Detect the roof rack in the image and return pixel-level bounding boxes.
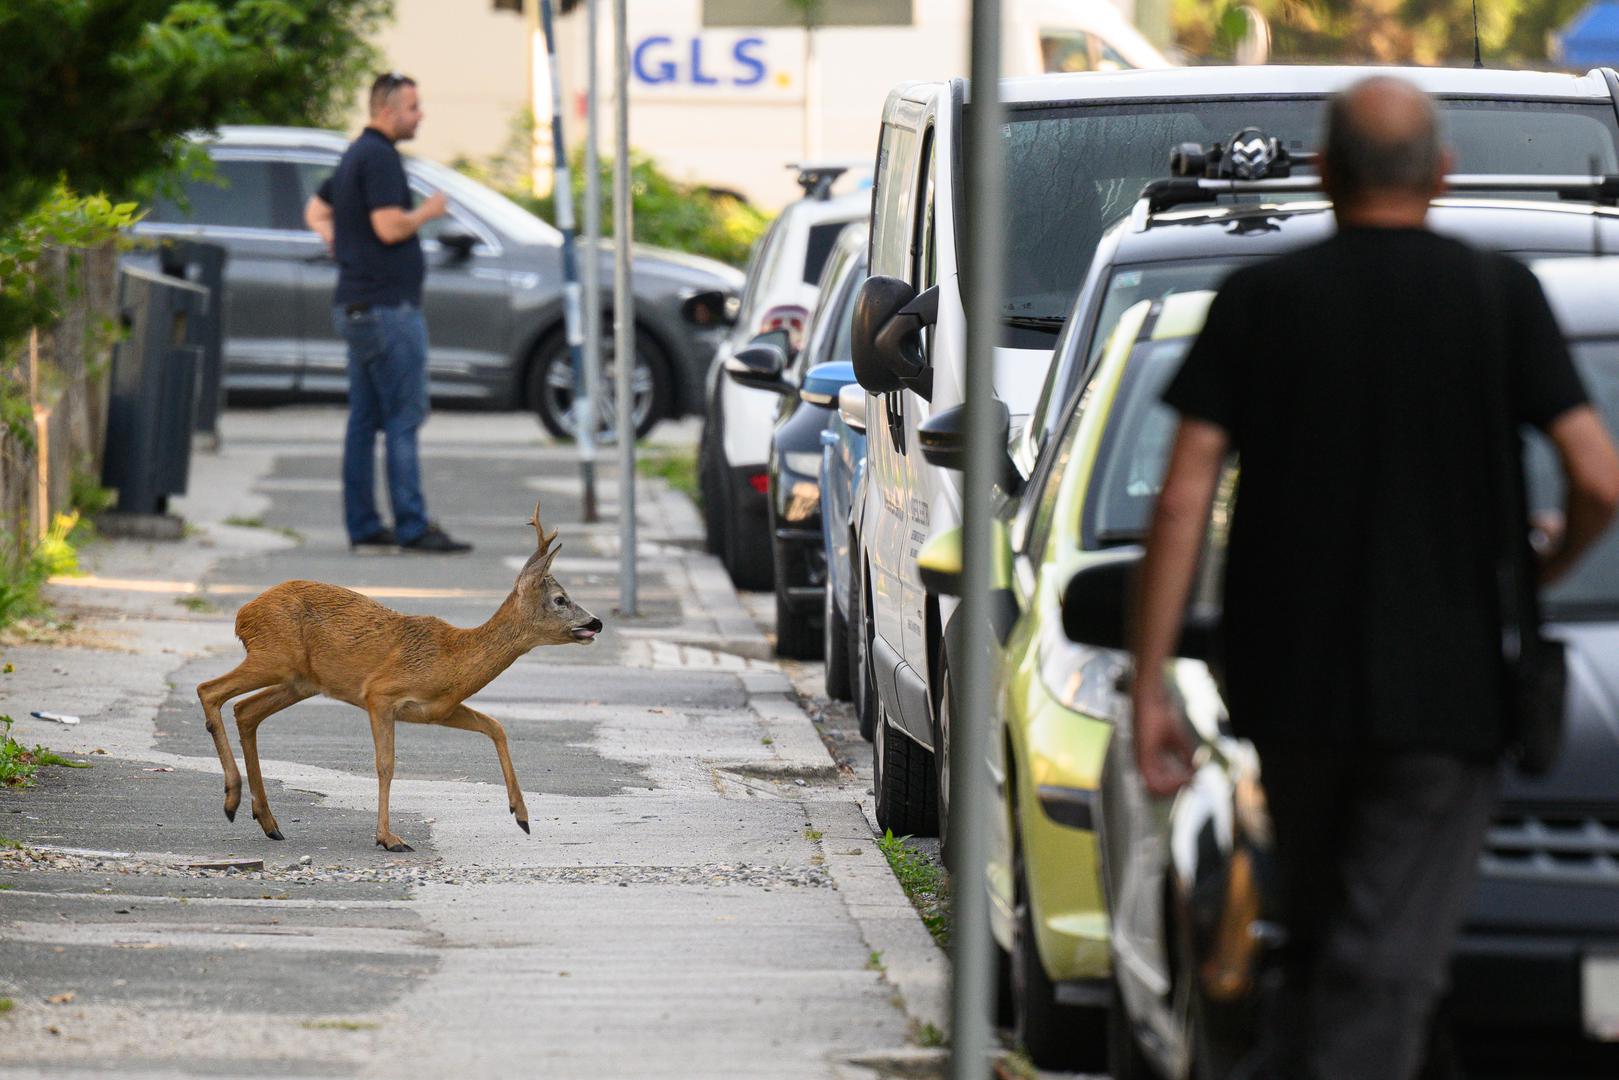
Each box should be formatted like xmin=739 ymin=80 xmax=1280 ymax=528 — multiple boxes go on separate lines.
xmin=787 ymin=160 xmax=866 ymax=200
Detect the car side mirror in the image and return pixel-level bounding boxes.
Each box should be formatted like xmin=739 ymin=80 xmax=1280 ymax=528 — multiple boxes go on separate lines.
xmin=682 ymin=289 xmax=738 ymax=328
xmin=837 ymin=383 xmax=867 ymax=434
xmin=800 ymin=360 xmax=856 ymax=407
xmin=1061 ymin=549 xmax=1221 ymax=661
xmin=916 ymin=400 xmax=1022 ymax=494
xmin=916 ymin=523 xmax=1018 ymax=643
xmin=438 ymin=231 xmax=478 ymax=260
xmin=724 ymin=329 xmax=795 ymax=395
xmin=851 ymin=276 xmax=938 ymax=399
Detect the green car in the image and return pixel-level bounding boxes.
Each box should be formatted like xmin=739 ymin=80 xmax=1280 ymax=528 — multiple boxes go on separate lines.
xmin=918 ymin=291 xmax=1214 ymax=1071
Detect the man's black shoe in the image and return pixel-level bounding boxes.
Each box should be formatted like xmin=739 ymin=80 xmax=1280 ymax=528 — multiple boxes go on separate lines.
xmin=350 ymin=527 xmax=397 ymax=553
xmin=400 ymin=524 xmax=472 ymax=554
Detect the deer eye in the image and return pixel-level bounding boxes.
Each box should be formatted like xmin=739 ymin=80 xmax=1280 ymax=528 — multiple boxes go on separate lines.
xmin=553 ymin=595 xmax=566 ymax=608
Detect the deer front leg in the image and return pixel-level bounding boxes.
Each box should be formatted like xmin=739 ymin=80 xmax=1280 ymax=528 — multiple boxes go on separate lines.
xmin=233 ymin=684 xmax=313 ymax=840
xmin=196 ymin=660 xmax=277 ymax=823
xmin=436 ymin=704 xmax=529 ymax=834
xmin=368 ymin=707 xmax=412 ymax=853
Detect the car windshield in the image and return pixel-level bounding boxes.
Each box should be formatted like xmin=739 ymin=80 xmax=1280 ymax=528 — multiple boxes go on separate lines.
xmin=1531 ymin=338 xmax=1619 ymax=620
xmin=407 ymin=155 xmax=561 ymax=246
xmin=991 ymin=97 xmax=1619 ymax=325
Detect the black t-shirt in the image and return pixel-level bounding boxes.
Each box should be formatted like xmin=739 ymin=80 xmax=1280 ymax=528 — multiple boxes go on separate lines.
xmin=319 ymin=127 xmax=424 ymax=308
xmin=1163 ymin=228 xmax=1588 ymax=759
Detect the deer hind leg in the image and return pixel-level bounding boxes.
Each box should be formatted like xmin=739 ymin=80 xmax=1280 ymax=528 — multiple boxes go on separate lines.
xmin=368 ymin=706 xmax=411 ymax=853
xmin=196 ymin=659 xmax=280 ymax=822
xmin=232 ymin=684 xmax=314 ymax=841
xmin=436 ymin=705 xmax=529 ymax=834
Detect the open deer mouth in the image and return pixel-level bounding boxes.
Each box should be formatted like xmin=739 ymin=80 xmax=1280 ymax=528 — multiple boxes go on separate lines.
xmin=571 ymin=618 xmax=603 ymax=643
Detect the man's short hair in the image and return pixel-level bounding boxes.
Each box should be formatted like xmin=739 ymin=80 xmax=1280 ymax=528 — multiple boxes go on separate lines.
xmin=1324 ymin=77 xmax=1443 ymax=204
xmin=369 ymin=71 xmax=416 ymax=114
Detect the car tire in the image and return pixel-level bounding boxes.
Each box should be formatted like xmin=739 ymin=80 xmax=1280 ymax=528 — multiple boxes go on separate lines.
xmin=823 ymin=572 xmax=852 ymax=700
xmin=721 ymin=470 xmax=773 ymax=591
xmin=874 ymin=709 xmax=939 ymax=838
xmin=1108 ymin=979 xmax=1156 ymax=1080
xmin=1012 ymin=847 xmax=1107 ymax=1072
xmin=699 ymin=404 xmax=726 ymax=556
xmin=773 ymin=527 xmax=822 ymax=660
xmin=528 ymin=328 xmax=670 ymax=442
xmin=854 ymin=570 xmax=878 ymax=742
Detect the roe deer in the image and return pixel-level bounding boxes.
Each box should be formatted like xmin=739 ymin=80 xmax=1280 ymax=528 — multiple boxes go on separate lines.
xmin=196 ymin=500 xmax=600 ymax=852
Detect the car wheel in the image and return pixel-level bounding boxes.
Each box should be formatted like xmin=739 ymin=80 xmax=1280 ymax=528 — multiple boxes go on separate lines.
xmin=1012 ymin=846 xmax=1107 ymax=1071
xmin=721 ymin=469 xmax=773 ymax=591
xmin=699 ymin=414 xmax=725 ymax=556
xmin=934 ymin=665 xmax=954 ymax=859
xmin=854 ymin=570 xmax=878 ymax=742
xmin=822 ymin=571 xmax=852 ymax=700
xmin=772 ymin=522 xmax=821 ymax=660
xmin=1108 ymin=979 xmax=1156 ymax=1080
xmin=874 ymin=707 xmax=939 ymax=838
xmin=528 ymin=328 xmax=670 ymax=442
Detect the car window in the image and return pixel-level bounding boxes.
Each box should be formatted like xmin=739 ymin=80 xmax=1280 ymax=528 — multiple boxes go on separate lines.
xmin=292 ymin=159 xmax=336 ymax=204
xmin=829 ymin=261 xmax=863 ymax=364
xmin=1531 ymin=337 xmax=1619 ymax=619
xmin=1022 ymin=378 xmax=1090 ymax=564
xmin=871 ymin=120 xmax=919 ymax=278
xmin=971 ymin=97 xmax=1619 ymax=344
xmin=1040 ymin=30 xmax=1099 ymax=73
xmin=738 ymin=212 xmax=791 ymax=333
xmin=1082 ymin=337 xmax=1190 ymax=546
xmin=146 ymin=158 xmax=283 ymax=230
xmin=804 ymin=222 xmax=845 ymax=285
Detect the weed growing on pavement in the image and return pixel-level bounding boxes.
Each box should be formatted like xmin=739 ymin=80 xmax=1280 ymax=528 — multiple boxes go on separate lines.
xmin=866 ymin=950 xmax=885 ymax=972
xmin=761 ymin=736 xmax=774 ymax=746
xmin=0 ymin=715 xmax=90 ymax=787
xmin=998 ymin=1050 xmax=1038 ymax=1079
xmin=0 ymin=997 xmax=12 ymax=1014
xmin=301 ymin=1019 xmax=379 ymax=1032
xmin=636 ymin=446 xmax=700 ymax=504
xmin=878 ymin=829 xmax=950 ymax=946
xmin=911 ymin=1020 xmax=946 ymax=1048
xmin=174 ymin=595 xmax=213 ymax=613
xmin=803 ymin=827 xmax=823 ymax=841
xmin=224 ymin=514 xmax=265 ymax=528
xmin=0 ymin=511 xmax=85 ymax=630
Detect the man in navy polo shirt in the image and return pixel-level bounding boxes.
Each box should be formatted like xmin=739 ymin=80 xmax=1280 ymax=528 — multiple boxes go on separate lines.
xmin=304 ymin=72 xmax=471 ymax=554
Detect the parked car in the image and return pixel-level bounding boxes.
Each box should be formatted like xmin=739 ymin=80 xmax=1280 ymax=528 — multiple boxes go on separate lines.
xmin=851 ymin=63 xmax=1619 ymax=850
xmin=130 ymin=126 xmax=743 ymax=439
xmin=724 ymin=223 xmax=868 ymax=658
xmin=914 ymin=155 xmax=1619 ymax=1071
xmin=698 ymin=174 xmax=867 ymax=590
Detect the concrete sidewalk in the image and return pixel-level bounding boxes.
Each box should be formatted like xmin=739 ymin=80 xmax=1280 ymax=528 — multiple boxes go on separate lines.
xmin=0 ymin=409 xmax=945 ymax=1079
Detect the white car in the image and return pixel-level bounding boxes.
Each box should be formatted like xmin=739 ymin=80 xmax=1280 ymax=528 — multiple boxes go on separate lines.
xmin=848 ymin=63 xmax=1619 ymax=839
xmin=699 ymin=178 xmax=867 ymax=589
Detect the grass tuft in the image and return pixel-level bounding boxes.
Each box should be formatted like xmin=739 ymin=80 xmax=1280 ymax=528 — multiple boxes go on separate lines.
xmin=877 ymin=829 xmax=950 ymax=946
xmin=636 ymin=445 xmax=700 ymax=504
xmin=301 ymin=1019 xmax=379 ymax=1031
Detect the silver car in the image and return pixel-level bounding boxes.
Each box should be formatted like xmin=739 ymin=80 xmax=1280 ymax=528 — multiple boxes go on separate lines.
xmin=133 ymin=126 xmax=744 ymax=439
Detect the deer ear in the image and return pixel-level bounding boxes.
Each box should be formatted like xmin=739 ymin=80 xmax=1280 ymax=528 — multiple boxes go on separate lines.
xmin=535 ymin=543 xmax=561 ymax=578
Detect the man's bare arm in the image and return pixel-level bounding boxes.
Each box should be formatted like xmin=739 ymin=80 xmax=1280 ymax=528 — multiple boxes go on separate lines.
xmin=1541 ymin=404 xmax=1619 ymax=584
xmin=1129 ymin=418 xmax=1229 ymax=796
xmin=370 ymin=191 xmax=447 ymax=245
xmin=304 ymin=195 xmax=334 ymax=248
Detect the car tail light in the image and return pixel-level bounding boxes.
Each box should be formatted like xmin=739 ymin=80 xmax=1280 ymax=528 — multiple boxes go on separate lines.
xmin=748 ymin=472 xmax=770 ymax=494
xmin=759 ymin=304 xmax=809 ymax=353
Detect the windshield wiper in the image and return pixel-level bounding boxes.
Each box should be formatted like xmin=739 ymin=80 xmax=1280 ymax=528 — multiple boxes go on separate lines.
xmin=1002 ymin=314 xmax=1065 ymax=333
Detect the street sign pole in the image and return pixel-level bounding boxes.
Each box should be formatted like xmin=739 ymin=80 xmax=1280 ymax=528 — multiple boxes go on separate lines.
xmin=536 ymin=0 xmax=596 ymax=520
xmin=952 ymin=0 xmax=1004 ymax=1076
xmin=581 ymin=0 xmax=603 ymax=523
xmin=613 ymin=0 xmax=637 ymax=614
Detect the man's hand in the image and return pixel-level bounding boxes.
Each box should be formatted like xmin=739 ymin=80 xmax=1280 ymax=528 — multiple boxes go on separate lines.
xmin=1132 ymin=682 xmax=1196 ymax=797
xmin=419 ymin=191 xmax=448 ymax=221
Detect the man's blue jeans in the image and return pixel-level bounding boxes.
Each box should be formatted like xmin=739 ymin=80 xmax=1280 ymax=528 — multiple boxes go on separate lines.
xmin=335 ymin=303 xmax=430 ymax=544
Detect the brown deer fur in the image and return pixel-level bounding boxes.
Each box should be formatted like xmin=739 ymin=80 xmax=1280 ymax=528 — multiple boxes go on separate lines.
xmin=196 ymin=500 xmax=601 ymax=852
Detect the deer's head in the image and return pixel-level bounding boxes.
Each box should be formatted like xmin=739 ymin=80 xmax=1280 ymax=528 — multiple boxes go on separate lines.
xmin=517 ymin=499 xmax=602 ymax=645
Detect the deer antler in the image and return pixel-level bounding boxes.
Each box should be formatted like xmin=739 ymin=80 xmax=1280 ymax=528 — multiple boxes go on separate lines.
xmin=527 ymin=498 xmax=559 ymax=557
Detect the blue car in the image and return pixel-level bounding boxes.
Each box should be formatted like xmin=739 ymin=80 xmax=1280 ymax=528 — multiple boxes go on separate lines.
xmin=811 ymin=358 xmax=865 ymax=709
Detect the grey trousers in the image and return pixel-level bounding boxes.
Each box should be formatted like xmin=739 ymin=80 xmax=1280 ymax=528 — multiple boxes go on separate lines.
xmin=1245 ymin=744 xmax=1497 ymax=1080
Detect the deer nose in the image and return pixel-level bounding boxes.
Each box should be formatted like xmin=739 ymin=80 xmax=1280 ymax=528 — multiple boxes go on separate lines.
xmin=585 ymin=617 xmax=603 ymax=633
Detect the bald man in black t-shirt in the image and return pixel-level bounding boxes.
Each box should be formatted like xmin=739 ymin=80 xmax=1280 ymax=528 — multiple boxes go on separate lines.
xmin=1134 ymin=77 xmax=1619 ymax=1078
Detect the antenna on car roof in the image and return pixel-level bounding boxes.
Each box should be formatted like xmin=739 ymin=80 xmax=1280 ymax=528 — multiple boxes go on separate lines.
xmin=1472 ymin=0 xmax=1484 ymax=68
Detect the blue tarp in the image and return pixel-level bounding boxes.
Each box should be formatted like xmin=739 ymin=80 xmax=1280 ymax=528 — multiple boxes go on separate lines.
xmin=1555 ymin=1 xmax=1619 ymax=68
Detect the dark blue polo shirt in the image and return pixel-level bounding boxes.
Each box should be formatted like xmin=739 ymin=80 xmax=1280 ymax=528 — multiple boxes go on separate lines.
xmin=319 ymin=127 xmax=424 ymax=308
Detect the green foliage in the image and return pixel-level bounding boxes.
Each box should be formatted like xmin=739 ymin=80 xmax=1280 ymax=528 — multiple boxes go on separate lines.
xmin=0 ymin=189 xmax=143 ymax=354
xmin=636 ymin=445 xmax=701 ymax=503
xmin=69 ymin=471 xmax=115 ymax=519
xmin=455 ymin=112 xmax=771 ymax=268
xmin=0 ymin=715 xmax=90 ymax=788
xmin=877 ymin=829 xmax=951 ymax=945
xmin=0 ymin=512 xmax=85 ymax=631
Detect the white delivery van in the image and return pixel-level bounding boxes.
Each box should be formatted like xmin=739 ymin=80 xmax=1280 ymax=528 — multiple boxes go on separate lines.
xmin=555 ymin=0 xmax=1168 ymax=210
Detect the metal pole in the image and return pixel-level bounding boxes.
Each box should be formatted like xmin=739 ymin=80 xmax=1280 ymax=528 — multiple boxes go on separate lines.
xmin=952 ymin=0 xmax=1003 ymax=1076
xmin=581 ymin=0 xmax=603 ymax=522
xmin=536 ymin=0 xmax=597 ymax=520
xmin=613 ymin=0 xmax=637 ymax=614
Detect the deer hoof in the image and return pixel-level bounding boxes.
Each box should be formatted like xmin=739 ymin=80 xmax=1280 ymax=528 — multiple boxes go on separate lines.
xmin=516 ymin=818 xmax=530 ymax=834
xmin=266 ymin=829 xmax=285 ymax=841
xmin=224 ymin=806 xmax=237 ymax=822
xmin=377 ymin=840 xmax=415 ymax=853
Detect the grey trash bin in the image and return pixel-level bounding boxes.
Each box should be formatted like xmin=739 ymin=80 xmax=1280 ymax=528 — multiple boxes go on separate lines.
xmin=102 ymin=264 xmax=212 ymax=517
xmin=157 ymin=240 xmax=228 ymax=441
